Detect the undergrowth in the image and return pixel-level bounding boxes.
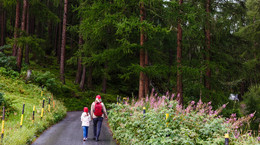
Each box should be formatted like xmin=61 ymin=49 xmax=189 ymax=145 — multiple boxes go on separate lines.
xmin=0 ymin=74 xmax=66 ymax=145
xmin=108 ymin=92 xmax=260 ymax=145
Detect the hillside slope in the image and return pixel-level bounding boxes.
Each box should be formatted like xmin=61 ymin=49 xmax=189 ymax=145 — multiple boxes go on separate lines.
xmin=0 ymin=74 xmax=66 ymax=144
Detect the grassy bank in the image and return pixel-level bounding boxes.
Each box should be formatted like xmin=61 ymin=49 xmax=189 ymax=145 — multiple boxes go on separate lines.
xmin=0 ymin=74 xmax=66 ymax=144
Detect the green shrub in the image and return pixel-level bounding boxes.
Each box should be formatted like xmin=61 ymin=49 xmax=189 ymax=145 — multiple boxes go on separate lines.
xmin=0 ymin=92 xmax=15 ymax=116
xmin=108 ymin=94 xmax=259 ymax=145
xmin=29 ymin=71 xmax=60 ymax=93
xmin=243 ymin=85 xmax=260 ymax=131
xmin=61 ymin=91 xmax=117 ymax=111
xmin=0 ymin=52 xmax=17 ymax=70
xmin=0 ymin=67 xmax=19 ymax=79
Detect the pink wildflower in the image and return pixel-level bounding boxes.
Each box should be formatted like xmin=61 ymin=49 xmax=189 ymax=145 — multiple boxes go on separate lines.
xmin=162 ymin=96 xmax=166 ymax=100
xmin=177 ymin=93 xmax=180 ymax=99
xmin=191 ymin=101 xmax=195 ymax=105
xmin=222 ymin=104 xmax=226 ymax=108
xmin=234 ymin=133 xmax=240 ymax=139
xmin=170 ymin=94 xmax=175 ymax=100
xmin=231 ymin=113 xmax=236 ymax=118
xmin=145 ymin=96 xmax=149 ymax=102
xmin=208 ymin=101 xmax=211 ymax=105
xmin=250 ymin=113 xmax=254 ymax=118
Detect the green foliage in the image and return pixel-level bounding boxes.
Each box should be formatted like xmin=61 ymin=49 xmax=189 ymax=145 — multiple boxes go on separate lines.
xmin=0 ymin=75 xmax=66 ymax=144
xmin=7 ymin=35 xmax=45 ymax=61
xmin=243 ymin=85 xmax=260 ymax=131
xmin=108 ymin=95 xmax=259 ymax=145
xmin=0 ymin=52 xmax=17 ymax=70
xmin=62 ymin=90 xmax=117 ymax=111
xmin=0 ymin=92 xmax=15 ymax=117
xmin=0 ymin=44 xmax=11 ymax=51
xmin=0 ymin=67 xmax=19 ymax=79
xmin=29 ymin=71 xmax=60 ymax=93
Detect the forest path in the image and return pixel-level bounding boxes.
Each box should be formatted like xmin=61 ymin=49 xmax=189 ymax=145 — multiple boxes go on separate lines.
xmin=32 ymin=111 xmax=117 ymax=145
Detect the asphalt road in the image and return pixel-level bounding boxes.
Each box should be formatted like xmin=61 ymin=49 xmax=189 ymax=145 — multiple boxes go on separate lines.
xmin=32 ymin=111 xmax=117 ymax=145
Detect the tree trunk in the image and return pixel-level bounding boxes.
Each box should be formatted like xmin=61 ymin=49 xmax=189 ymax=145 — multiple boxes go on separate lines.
xmin=60 ymin=0 xmax=68 ymax=84
xmin=54 ymin=22 xmax=58 ymax=56
xmin=12 ymin=0 xmax=20 ymax=56
xmin=75 ymin=35 xmax=83 ymax=84
xmin=47 ymin=0 xmax=52 ymax=55
xmin=80 ymin=65 xmax=86 ymax=91
xmin=139 ymin=2 xmax=145 ymax=99
xmin=17 ymin=0 xmax=27 ymax=72
xmin=102 ymin=63 xmax=108 ymax=94
xmin=47 ymin=21 xmax=52 ymax=55
xmin=57 ymin=0 xmax=63 ymax=63
xmin=87 ymin=65 xmax=93 ymax=90
xmin=30 ymin=16 xmax=35 ymax=35
xmin=239 ymin=82 xmax=245 ymax=101
xmin=177 ymin=0 xmax=183 ymax=105
xmin=205 ymin=0 xmax=211 ymax=92
xmin=0 ymin=4 xmax=6 ymax=47
xmin=25 ymin=3 xmax=30 ymax=64
xmin=168 ymin=43 xmax=173 ymax=80
xmin=144 ymin=49 xmax=149 ymax=97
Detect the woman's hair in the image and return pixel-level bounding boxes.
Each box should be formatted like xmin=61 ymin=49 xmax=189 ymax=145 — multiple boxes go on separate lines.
xmin=95 ymin=97 xmax=102 ymax=103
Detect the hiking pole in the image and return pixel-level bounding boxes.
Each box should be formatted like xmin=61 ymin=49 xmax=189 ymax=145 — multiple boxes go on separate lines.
xmin=41 ymin=98 xmax=45 ymax=120
xmin=32 ymin=105 xmax=35 ymax=123
xmin=117 ymin=95 xmax=119 ymax=105
xmin=48 ymin=97 xmax=51 ymax=112
xmin=20 ymin=104 xmax=25 ymax=128
xmin=1 ymin=106 xmax=5 ymax=142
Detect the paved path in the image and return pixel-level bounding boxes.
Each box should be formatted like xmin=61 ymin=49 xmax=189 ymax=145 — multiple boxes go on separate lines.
xmin=32 ymin=111 xmax=117 ymax=145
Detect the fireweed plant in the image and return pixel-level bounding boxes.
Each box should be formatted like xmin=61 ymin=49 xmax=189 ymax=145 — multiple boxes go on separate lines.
xmin=108 ymin=92 xmax=260 ymax=145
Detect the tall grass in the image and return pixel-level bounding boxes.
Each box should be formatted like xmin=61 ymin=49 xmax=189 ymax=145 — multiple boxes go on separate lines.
xmin=0 ymin=75 xmax=66 ymax=145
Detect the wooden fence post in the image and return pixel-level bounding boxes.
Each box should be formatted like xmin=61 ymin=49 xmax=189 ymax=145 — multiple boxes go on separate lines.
xmin=225 ymin=133 xmax=229 ymax=145
xmin=143 ymin=107 xmax=146 ymax=118
xmin=20 ymin=104 xmax=25 ymax=128
xmin=1 ymin=106 xmax=5 ymax=141
xmin=41 ymin=98 xmax=45 ymax=120
xmin=48 ymin=97 xmax=51 ymax=112
xmin=32 ymin=105 xmax=35 ymax=123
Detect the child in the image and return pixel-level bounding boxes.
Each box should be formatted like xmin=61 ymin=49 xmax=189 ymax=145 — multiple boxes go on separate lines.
xmin=81 ymin=107 xmax=91 ymax=141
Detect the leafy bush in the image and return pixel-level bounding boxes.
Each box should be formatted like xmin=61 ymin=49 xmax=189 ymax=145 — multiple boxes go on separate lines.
xmin=243 ymin=85 xmax=260 ymax=131
xmin=0 ymin=92 xmax=15 ymax=116
xmin=29 ymin=71 xmax=60 ymax=93
xmin=0 ymin=67 xmax=19 ymax=79
xmin=62 ymin=91 xmax=117 ymax=111
xmin=0 ymin=52 xmax=17 ymax=70
xmin=108 ymin=93 xmax=259 ymax=145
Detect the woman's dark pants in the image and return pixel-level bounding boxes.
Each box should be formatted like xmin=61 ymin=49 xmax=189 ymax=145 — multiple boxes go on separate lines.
xmin=93 ymin=117 xmax=103 ymax=141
